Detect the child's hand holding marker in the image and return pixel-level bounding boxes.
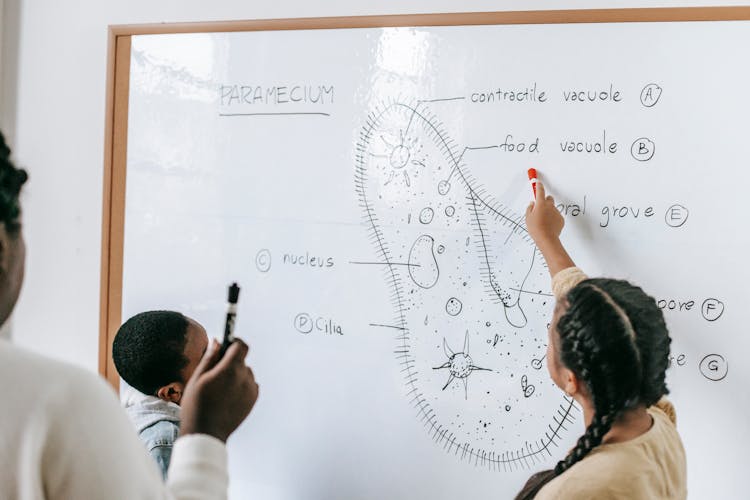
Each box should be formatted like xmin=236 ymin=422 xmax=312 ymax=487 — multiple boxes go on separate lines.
xmin=525 ymin=176 xmax=564 ymax=244
xmin=180 ymin=282 xmax=259 ymax=443
xmin=180 ymin=338 xmax=259 ymax=443
xmin=524 ymin=171 xmax=575 ymax=277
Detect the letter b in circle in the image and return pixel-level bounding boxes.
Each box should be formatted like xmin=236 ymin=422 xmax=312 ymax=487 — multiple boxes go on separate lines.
xmin=631 ymin=138 xmax=655 ymax=161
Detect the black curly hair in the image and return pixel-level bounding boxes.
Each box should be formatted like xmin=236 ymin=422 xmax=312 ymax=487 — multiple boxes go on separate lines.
xmin=0 ymin=131 xmax=29 ymax=234
xmin=515 ymin=278 xmax=671 ymax=499
xmin=112 ymin=310 xmax=191 ymax=396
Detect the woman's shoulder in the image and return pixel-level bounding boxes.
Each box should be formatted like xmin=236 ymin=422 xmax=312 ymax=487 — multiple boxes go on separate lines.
xmin=0 ymin=341 xmax=120 ymax=417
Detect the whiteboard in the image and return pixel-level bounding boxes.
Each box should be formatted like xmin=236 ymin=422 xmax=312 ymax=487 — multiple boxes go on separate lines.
xmin=121 ymin=19 xmax=750 ymax=500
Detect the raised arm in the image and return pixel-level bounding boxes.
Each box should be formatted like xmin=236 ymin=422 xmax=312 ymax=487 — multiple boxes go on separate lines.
xmin=525 ymin=180 xmax=576 ymax=277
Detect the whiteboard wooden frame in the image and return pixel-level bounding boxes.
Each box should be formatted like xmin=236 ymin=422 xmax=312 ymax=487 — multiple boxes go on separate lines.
xmin=100 ymin=6 xmax=750 ymax=387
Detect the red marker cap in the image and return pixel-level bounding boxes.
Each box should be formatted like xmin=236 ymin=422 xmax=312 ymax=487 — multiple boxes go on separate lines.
xmin=527 ymin=168 xmax=538 ymax=198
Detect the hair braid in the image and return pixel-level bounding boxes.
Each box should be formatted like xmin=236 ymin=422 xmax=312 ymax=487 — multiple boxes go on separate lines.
xmin=515 ymin=278 xmax=664 ymax=500
xmin=552 ymin=301 xmax=625 ymax=475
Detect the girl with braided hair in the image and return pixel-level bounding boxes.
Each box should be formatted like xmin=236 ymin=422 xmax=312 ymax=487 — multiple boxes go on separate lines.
xmin=515 ymin=180 xmax=686 ymax=500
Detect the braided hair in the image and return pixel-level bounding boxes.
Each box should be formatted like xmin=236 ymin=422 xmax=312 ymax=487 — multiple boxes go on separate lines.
xmin=0 ymin=131 xmax=28 ymax=234
xmin=515 ymin=278 xmax=671 ymax=499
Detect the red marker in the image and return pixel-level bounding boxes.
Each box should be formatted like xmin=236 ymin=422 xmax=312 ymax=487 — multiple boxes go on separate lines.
xmin=527 ymin=168 xmax=538 ymax=199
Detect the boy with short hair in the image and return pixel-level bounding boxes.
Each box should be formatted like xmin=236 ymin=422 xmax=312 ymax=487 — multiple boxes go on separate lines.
xmin=113 ymin=310 xmax=209 ymax=478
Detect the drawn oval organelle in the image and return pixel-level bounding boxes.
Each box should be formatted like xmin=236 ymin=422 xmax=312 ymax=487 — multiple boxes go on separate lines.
xmin=419 ymin=207 xmax=435 ymax=224
xmin=408 ymin=234 xmax=439 ymax=289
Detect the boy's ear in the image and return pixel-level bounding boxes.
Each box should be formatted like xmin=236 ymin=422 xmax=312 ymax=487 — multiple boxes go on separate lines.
xmin=156 ymin=382 xmax=186 ymax=404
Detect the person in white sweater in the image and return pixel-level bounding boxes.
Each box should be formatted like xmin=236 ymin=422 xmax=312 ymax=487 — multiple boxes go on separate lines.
xmin=0 ymin=130 xmax=259 ymax=500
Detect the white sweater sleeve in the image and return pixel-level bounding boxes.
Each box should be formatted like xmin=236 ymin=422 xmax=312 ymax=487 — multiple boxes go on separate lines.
xmin=167 ymin=435 xmax=228 ymax=498
xmin=41 ymin=367 xmax=228 ymax=500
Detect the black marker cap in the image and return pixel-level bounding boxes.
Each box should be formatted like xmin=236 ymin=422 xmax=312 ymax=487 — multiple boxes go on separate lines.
xmin=228 ymin=282 xmax=240 ymax=304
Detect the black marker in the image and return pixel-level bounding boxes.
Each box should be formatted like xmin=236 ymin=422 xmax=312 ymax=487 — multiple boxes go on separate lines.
xmin=220 ymin=283 xmax=241 ymax=357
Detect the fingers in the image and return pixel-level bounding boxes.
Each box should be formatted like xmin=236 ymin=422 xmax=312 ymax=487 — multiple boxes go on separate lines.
xmin=526 ymin=202 xmax=534 ymax=218
xmin=188 ymin=339 xmax=221 ymax=384
xmin=207 ymin=338 xmax=250 ymax=377
xmin=536 ymin=181 xmax=556 ymax=204
xmin=536 ymin=181 xmax=546 ymax=201
xmin=228 ymin=338 xmax=250 ymax=361
xmin=246 ymin=366 xmax=259 ymax=396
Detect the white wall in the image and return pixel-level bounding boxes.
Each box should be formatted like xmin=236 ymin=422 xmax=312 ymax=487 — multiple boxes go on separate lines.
xmin=1 ymin=0 xmax=747 ymax=372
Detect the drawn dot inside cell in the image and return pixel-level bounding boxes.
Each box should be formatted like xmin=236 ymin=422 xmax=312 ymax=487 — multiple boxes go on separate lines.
xmin=419 ymin=207 xmax=434 ymax=224
xmin=445 ymin=297 xmax=463 ymax=316
xmin=445 ymin=205 xmax=456 ymax=217
xmin=493 ymin=283 xmax=513 ymax=307
xmin=505 ymin=405 xmax=511 ymax=411
xmin=437 ymin=245 xmax=445 ymax=254
xmin=438 ymin=180 xmax=451 ymax=195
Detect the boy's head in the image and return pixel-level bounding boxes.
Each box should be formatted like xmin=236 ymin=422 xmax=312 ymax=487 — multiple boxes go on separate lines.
xmin=113 ymin=311 xmax=209 ymax=404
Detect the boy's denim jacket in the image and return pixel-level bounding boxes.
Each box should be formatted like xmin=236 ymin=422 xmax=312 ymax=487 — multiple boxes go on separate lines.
xmin=122 ymin=385 xmax=181 ymax=479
